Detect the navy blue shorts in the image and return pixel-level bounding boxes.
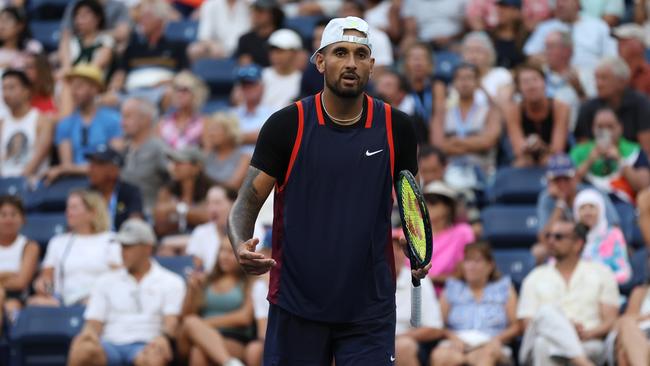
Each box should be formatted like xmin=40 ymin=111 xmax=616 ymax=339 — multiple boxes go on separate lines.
xmin=263 ymin=304 xmax=396 ymax=366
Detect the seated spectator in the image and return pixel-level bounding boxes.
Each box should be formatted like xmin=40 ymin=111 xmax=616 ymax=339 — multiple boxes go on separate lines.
xmin=506 ymin=63 xmax=569 ymax=167
xmin=0 ymin=196 xmax=39 ymax=319
xmin=260 ymin=29 xmax=302 ymax=112
xmin=517 ymin=220 xmax=619 ymax=366
xmin=178 ymin=242 xmax=250 ymax=366
xmin=535 ymin=154 xmax=620 ymax=262
xmin=613 ymin=24 xmax=650 ymax=97
xmin=188 ymin=0 xmax=251 ymax=61
xmin=572 ymin=188 xmax=631 ymax=284
xmin=23 ymin=53 xmax=57 ymax=117
xmin=106 ymin=0 xmax=187 ymax=105
xmin=154 ymin=147 xmax=213 ymax=237
xmin=432 ymin=63 xmax=501 ymax=182
xmin=59 ymin=0 xmax=114 ymax=75
xmin=120 ymin=97 xmax=170 ymax=217
xmin=460 ymin=31 xmax=514 ymax=108
xmin=85 ymin=144 xmax=143 ymax=230
xmin=392 ymin=229 xmax=444 ymax=365
xmin=580 ymin=0 xmax=624 ymax=27
xmin=31 ymin=190 xmax=121 ymax=306
xmin=60 ymin=0 xmax=130 ymax=51
xmin=571 ymin=107 xmax=650 ymax=204
xmin=523 ymin=0 xmax=617 ymax=73
xmin=234 ymin=0 xmax=284 ymax=67
xmin=431 ymin=242 xmax=520 ymax=366
xmin=419 ymin=145 xmax=447 ymax=187
xmin=46 ymin=64 xmax=122 ymax=183
xmin=615 ymin=283 xmax=650 ymax=365
xmin=0 ymin=69 xmax=53 ymax=179
xmin=489 ymin=0 xmax=526 ymax=69
xmin=244 ymin=244 xmax=270 ymax=366
xmin=0 ymin=7 xmax=43 ymax=70
xmin=636 ymin=0 xmax=650 ymax=45
xmin=232 ymin=64 xmax=273 ymax=155
xmin=423 ymin=181 xmax=475 ymax=292
xmin=374 ymin=69 xmax=429 ymax=144
xmin=186 ymin=186 xmax=233 ymax=272
xmin=402 ymin=42 xmax=445 ymax=127
xmin=638 ymin=189 xmax=650 ymax=250
xmin=542 ymin=30 xmax=587 ymax=131
xmin=466 ymin=0 xmax=551 ymax=32
xmin=203 ymin=113 xmax=249 ymax=190
xmin=338 ymin=0 xmax=393 ymax=69
xmin=159 ymin=71 xmax=208 ymax=150
xmin=400 ymin=0 xmax=466 ymax=50
xmin=67 ymin=218 xmax=185 ymax=366
xmin=574 ymin=57 xmax=650 ymax=155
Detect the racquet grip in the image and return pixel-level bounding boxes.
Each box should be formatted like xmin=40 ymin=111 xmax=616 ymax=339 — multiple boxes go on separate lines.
xmin=410 ymin=283 xmax=422 ymax=328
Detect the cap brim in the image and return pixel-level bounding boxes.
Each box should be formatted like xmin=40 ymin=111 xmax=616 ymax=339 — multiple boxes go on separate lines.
xmin=546 ymin=170 xmax=575 ymax=179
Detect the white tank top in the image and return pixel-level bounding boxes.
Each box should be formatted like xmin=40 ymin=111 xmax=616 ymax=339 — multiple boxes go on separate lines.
xmin=0 ymin=234 xmax=28 ymax=272
xmin=0 ymin=108 xmax=46 ymax=177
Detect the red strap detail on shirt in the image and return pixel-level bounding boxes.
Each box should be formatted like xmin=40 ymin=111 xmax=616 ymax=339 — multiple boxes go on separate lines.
xmin=314 ymin=92 xmax=325 ymax=125
xmin=279 ymin=101 xmax=305 ymax=191
xmin=385 ymin=103 xmax=394 ymax=178
xmin=365 ymin=94 xmax=374 ymax=128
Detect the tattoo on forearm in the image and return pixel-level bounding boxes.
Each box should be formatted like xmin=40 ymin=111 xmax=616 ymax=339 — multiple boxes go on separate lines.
xmin=227 ymin=167 xmax=266 ymax=253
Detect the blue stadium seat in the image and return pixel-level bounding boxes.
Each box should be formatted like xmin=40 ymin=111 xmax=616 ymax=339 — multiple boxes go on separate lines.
xmin=25 ymin=177 xmax=88 ymax=212
xmin=434 ymin=51 xmax=461 ymax=84
xmin=155 ymin=255 xmax=194 ymax=279
xmin=202 ymin=98 xmax=231 ymax=114
xmin=488 ymin=167 xmax=546 ymax=204
xmin=493 ymin=248 xmax=535 ymax=291
xmin=621 ymin=248 xmax=647 ymax=296
xmin=164 ymin=20 xmax=198 ymax=43
xmin=0 ymin=177 xmax=28 ymax=197
xmin=481 ymin=205 xmax=539 ymax=248
xmin=29 ymin=21 xmax=62 ymax=52
xmin=614 ymin=202 xmax=639 ymax=247
xmin=283 ymin=15 xmax=322 ymax=43
xmin=27 ymin=0 xmax=70 ymax=20
xmin=191 ymin=58 xmax=237 ymax=99
xmin=9 ymin=305 xmax=85 ymax=366
xmin=21 ymin=213 xmax=67 ymax=251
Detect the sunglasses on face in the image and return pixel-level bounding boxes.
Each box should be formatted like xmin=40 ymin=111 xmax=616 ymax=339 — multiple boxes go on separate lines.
xmin=174 ymin=86 xmax=191 ymax=93
xmin=545 ymin=232 xmax=573 ymax=241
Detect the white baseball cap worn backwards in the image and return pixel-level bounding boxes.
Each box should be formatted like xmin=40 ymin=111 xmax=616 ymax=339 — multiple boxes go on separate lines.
xmin=310 ymin=16 xmax=373 ymax=64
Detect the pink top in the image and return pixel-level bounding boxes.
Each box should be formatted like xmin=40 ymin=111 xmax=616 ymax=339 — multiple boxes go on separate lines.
xmin=428 ymin=223 xmax=475 ymax=278
xmin=159 ymin=113 xmax=204 ymax=150
xmin=465 ymin=0 xmax=551 ymax=29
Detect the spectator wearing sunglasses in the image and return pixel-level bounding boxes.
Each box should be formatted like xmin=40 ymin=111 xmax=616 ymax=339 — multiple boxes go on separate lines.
xmin=46 ymin=64 xmax=122 ymax=184
xmin=518 ymin=220 xmax=619 ymax=366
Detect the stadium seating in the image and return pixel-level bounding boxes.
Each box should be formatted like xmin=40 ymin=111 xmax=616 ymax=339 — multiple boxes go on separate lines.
xmin=21 ymin=212 xmax=67 ymax=252
xmin=0 ymin=177 xmax=28 ymax=197
xmin=488 ymin=167 xmax=546 ymax=205
xmin=614 ymin=202 xmax=641 ymax=248
xmin=27 ymin=0 xmax=69 ymax=20
xmin=9 ymin=305 xmax=85 ymax=366
xmin=493 ymin=248 xmax=535 ymax=291
xmin=29 ymin=21 xmax=62 ymax=52
xmin=164 ymin=20 xmax=199 ymax=44
xmin=191 ymin=58 xmax=238 ymax=99
xmin=481 ymin=205 xmax=539 ymax=248
xmin=155 ymin=255 xmax=194 ymax=279
xmin=621 ymin=248 xmax=648 ymax=296
xmin=202 ymin=98 xmax=231 ymax=114
xmin=283 ymin=15 xmax=322 ymax=43
xmin=25 ymin=177 xmax=88 ymax=213
xmin=433 ymin=50 xmax=461 ymax=84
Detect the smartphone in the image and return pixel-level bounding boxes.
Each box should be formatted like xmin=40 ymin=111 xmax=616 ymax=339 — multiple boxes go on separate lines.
xmin=596 ymin=128 xmax=612 ymax=149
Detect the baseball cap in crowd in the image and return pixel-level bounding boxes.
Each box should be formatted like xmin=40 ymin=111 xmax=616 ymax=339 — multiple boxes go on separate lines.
xmin=166 ymin=146 xmax=205 ymax=165
xmin=613 ymin=24 xmax=648 ymax=46
xmin=310 ymin=16 xmax=372 ymax=64
xmin=546 ymin=154 xmax=575 ymax=179
xmin=84 ymin=144 xmax=123 ymax=166
xmin=268 ymin=29 xmax=303 ymax=50
xmin=496 ymin=0 xmax=521 ymax=8
xmin=236 ymin=64 xmax=262 ymax=83
xmin=114 ymin=218 xmax=156 ymax=246
xmin=65 ymin=63 xmax=104 ymax=90
xmin=422 ymin=181 xmax=457 ymax=201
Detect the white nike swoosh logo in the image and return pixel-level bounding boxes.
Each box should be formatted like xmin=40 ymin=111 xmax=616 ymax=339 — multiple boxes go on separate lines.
xmin=390 ymin=355 xmax=396 ymax=362
xmin=365 ymin=149 xmax=383 ymax=156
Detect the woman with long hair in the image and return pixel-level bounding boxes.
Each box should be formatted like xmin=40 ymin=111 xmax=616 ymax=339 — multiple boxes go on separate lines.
xmin=0 ymin=7 xmax=42 ymax=69
xmin=178 ymin=240 xmax=251 ymax=366
xmin=23 ymin=52 xmax=56 ymax=115
xmin=202 ymin=113 xmax=250 ymax=191
xmin=30 ymin=190 xmax=121 ymax=306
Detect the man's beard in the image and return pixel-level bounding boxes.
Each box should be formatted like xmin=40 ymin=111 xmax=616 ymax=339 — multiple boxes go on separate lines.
xmin=325 ymin=73 xmax=367 ymax=98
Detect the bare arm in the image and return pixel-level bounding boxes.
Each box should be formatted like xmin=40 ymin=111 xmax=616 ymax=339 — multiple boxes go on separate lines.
xmin=81 ymin=319 xmax=104 ymax=337
xmin=92 ymin=47 xmax=113 ymax=71
xmin=635 ymin=0 xmax=647 ymax=24
xmin=58 ymin=30 xmax=73 ymax=71
xmin=458 ymin=107 xmax=502 ymax=152
xmin=637 ymin=130 xmax=650 ymax=158
xmin=583 ymin=303 xmax=618 ymax=340
xmin=550 ymin=100 xmax=569 ymax=154
xmin=620 ymin=165 xmax=650 ymax=192
xmin=505 ymin=103 xmax=526 ymax=158
xmin=623 ymin=285 xmax=647 ymax=317
xmin=222 ymin=154 xmax=251 ymax=191
xmin=0 ymin=242 xmax=39 ymax=292
xmin=22 ymin=115 xmax=54 ymax=177
xmin=494 ymin=286 xmax=522 ymax=344
xmin=162 ymin=315 xmax=180 ymax=337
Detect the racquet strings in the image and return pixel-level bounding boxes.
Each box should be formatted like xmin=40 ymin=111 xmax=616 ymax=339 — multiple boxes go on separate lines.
xmin=399 ymin=177 xmax=427 ymax=264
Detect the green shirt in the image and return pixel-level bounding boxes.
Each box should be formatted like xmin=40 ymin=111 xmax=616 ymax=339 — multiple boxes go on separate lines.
xmin=570 ymin=138 xmax=640 ymax=177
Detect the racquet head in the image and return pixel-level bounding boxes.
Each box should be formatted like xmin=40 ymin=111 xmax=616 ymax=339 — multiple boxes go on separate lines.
xmin=396 ymin=170 xmax=433 ymax=272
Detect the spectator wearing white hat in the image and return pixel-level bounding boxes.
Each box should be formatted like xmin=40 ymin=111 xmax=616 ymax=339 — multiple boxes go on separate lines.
xmin=613 ymin=23 xmax=650 ymax=97
xmin=67 ymin=218 xmax=186 ymax=366
xmin=260 ymin=29 xmax=304 ymax=112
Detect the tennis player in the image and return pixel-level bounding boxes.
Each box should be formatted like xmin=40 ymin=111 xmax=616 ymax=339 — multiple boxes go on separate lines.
xmin=227 ymin=16 xmax=430 ymax=365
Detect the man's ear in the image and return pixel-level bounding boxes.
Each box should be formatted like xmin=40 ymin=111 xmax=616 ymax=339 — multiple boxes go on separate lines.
xmin=315 ymin=52 xmax=326 ymax=74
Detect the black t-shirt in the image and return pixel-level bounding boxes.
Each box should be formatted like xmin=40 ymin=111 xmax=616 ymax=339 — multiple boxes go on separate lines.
xmin=234 ymin=31 xmax=271 ymax=67
xmin=251 ymin=96 xmax=419 ymax=186
xmin=118 ymin=33 xmax=188 ymax=73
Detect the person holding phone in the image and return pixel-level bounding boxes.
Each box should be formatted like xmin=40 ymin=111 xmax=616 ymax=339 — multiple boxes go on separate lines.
xmin=570 ymin=106 xmax=650 ymax=204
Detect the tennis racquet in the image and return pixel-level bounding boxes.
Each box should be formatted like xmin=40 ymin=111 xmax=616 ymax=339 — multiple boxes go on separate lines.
xmin=396 ymin=170 xmax=433 ymax=328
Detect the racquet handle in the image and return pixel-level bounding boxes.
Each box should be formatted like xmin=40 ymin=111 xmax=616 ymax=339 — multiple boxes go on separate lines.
xmin=410 ymin=282 xmax=422 ymax=328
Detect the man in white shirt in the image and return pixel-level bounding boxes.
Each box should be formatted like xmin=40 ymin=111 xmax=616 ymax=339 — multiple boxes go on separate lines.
xmin=517 ymin=220 xmax=619 ymax=366
xmin=260 ymin=29 xmax=303 ymax=111
xmin=393 ymin=229 xmax=444 ymax=366
xmin=67 ymin=218 xmax=186 ymax=366
xmin=232 ymin=64 xmax=274 ymax=155
xmin=189 ymin=0 xmax=251 ymax=60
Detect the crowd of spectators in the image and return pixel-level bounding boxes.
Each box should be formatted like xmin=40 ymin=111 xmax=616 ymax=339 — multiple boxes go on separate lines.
xmin=0 ymin=0 xmax=649 ymax=364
